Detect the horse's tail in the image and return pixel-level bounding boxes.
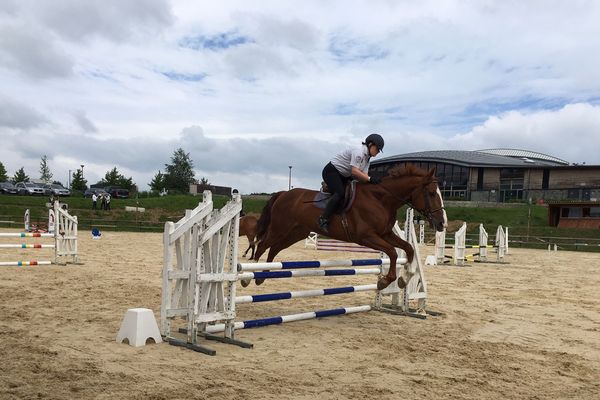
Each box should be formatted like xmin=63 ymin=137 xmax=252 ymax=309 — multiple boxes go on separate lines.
xmin=255 ymin=191 xmax=284 ymax=242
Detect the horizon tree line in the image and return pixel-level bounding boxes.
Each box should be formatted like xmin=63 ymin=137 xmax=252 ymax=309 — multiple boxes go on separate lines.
xmin=0 ymin=148 xmax=209 ymax=194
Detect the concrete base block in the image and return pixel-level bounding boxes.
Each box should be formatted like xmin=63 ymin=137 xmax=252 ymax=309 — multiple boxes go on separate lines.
xmin=116 ymin=308 xmax=162 ymax=347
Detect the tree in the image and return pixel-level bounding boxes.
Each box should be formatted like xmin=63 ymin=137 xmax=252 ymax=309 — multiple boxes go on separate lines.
xmin=39 ymin=155 xmax=53 ymax=183
xmin=0 ymin=162 xmax=8 ymax=182
xmin=101 ymin=167 xmax=134 ymax=190
xmin=12 ymin=167 xmax=29 ymax=183
xmin=149 ymin=170 xmax=166 ymax=192
xmin=199 ymin=176 xmax=210 ymax=185
xmin=164 ymin=148 xmax=195 ymax=193
xmin=71 ymin=169 xmax=87 ymax=191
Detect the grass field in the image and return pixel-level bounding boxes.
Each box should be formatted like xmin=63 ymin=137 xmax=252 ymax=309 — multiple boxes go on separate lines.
xmin=1 ymin=193 xmax=599 ymax=250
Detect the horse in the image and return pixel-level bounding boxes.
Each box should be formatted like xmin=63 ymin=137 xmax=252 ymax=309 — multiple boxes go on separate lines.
xmin=239 ymin=215 xmax=258 ymax=259
xmin=246 ymin=164 xmax=447 ymax=290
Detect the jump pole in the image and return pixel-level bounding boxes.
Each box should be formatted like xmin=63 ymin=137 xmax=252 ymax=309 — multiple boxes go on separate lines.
xmin=203 ymin=305 xmax=372 ymax=334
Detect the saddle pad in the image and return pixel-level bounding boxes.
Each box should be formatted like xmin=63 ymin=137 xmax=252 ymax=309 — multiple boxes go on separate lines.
xmin=312 ymin=191 xmax=331 ymax=209
xmin=311 ymin=181 xmax=358 ymax=211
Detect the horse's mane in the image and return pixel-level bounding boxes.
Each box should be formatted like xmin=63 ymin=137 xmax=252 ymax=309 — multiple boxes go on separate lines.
xmin=386 ymin=163 xmax=430 ymax=178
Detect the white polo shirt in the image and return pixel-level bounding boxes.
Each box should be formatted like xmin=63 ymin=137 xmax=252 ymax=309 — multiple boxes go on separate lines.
xmin=330 ymin=145 xmax=370 ymax=178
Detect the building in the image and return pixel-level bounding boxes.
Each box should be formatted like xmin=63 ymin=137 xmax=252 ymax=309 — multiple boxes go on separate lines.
xmin=547 ymin=201 xmax=600 ymax=228
xmin=189 ymin=183 xmax=233 ymax=198
xmin=370 ymin=148 xmax=600 ymax=203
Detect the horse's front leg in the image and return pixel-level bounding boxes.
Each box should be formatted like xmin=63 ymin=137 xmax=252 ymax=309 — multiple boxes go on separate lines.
xmin=359 ymin=236 xmax=400 ymax=290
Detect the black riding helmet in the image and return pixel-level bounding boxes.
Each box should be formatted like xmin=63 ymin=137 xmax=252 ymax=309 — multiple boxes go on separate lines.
xmin=364 ymin=133 xmax=384 ymax=152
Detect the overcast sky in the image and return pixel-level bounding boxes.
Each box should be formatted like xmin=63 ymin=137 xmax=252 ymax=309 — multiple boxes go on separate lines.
xmin=1 ymin=0 xmax=600 ymax=194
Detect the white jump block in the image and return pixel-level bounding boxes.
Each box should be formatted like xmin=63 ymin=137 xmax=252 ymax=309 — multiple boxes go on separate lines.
xmin=424 ymin=255 xmax=437 ymax=266
xmin=116 ymin=308 xmax=162 ymax=347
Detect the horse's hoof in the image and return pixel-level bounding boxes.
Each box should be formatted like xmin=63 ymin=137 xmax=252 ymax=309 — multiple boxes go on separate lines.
xmin=240 ymin=279 xmax=250 ymax=288
xmin=397 ymin=277 xmax=407 ymax=288
xmin=255 ymin=278 xmax=265 ymax=286
xmin=377 ymin=278 xmax=391 ymax=290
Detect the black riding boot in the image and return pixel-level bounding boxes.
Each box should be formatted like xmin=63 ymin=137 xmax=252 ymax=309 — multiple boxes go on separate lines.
xmin=318 ymin=193 xmax=341 ymax=234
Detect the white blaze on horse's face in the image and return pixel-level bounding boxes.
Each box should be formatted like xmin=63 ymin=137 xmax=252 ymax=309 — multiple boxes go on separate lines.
xmin=436 ymin=187 xmax=448 ymax=228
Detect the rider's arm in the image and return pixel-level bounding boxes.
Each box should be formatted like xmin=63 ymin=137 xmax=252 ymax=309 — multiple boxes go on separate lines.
xmin=351 ymin=166 xmax=371 ymax=183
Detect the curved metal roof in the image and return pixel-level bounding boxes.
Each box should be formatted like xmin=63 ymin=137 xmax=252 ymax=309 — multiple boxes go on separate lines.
xmin=477 ymin=149 xmax=569 ymax=165
xmin=372 ymin=149 xmax=569 ymax=168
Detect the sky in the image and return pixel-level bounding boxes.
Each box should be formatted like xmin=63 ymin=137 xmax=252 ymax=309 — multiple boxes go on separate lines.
xmin=1 ymin=0 xmax=600 ymax=194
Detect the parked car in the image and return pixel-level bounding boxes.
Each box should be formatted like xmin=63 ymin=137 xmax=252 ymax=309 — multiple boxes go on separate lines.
xmin=104 ymin=186 xmax=130 ymax=199
xmin=43 ymin=183 xmax=71 ymax=197
xmin=0 ymin=182 xmax=18 ymax=195
xmin=15 ymin=182 xmax=45 ymax=196
xmin=84 ymin=188 xmax=108 ymax=198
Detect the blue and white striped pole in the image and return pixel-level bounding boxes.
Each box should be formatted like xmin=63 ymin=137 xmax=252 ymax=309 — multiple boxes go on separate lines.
xmin=235 ymin=284 xmax=377 ymax=304
xmin=203 ymin=305 xmax=372 ymax=333
xmin=238 ymin=267 xmax=382 ymax=281
xmin=238 ymin=257 xmax=406 ymax=272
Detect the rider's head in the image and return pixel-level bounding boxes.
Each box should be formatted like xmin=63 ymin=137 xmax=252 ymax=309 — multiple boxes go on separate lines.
xmin=364 ymin=133 xmax=384 ymax=156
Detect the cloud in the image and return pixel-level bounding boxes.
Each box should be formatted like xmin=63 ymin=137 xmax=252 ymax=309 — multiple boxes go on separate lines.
xmin=0 ymin=96 xmax=48 ymax=129
xmin=0 ymin=23 xmax=74 ymax=79
xmin=450 ymin=103 xmax=600 ymax=164
xmin=30 ymin=0 xmax=174 ymax=43
xmin=2 ymin=1 xmax=600 ymax=193
xmin=71 ymin=110 xmax=98 ymax=133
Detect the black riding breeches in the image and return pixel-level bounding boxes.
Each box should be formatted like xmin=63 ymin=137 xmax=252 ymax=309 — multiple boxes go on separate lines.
xmin=321 ymin=162 xmax=350 ymax=219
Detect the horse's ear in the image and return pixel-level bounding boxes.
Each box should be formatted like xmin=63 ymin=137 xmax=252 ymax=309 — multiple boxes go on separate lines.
xmin=427 ymin=167 xmax=436 ymax=177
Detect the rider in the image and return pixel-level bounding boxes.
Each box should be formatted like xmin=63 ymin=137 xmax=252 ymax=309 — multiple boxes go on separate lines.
xmin=318 ymin=133 xmax=384 ymax=233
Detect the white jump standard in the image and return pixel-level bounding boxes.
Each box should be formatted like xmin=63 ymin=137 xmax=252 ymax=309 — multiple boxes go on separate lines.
xmin=0 ymin=201 xmax=78 ymax=267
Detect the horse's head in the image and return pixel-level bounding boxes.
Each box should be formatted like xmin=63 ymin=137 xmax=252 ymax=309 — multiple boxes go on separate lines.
xmin=409 ymin=168 xmax=447 ymax=232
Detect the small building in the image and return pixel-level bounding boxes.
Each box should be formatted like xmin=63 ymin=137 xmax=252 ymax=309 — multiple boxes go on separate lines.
xmin=370 ymin=148 xmax=600 ymax=203
xmin=547 ymin=201 xmax=600 ymax=228
xmin=189 ymin=183 xmax=233 ymax=198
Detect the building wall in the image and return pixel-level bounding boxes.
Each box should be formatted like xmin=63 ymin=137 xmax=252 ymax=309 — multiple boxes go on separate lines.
xmin=527 ymin=169 xmax=544 ymax=189
xmin=548 ymin=169 xmax=600 ymax=188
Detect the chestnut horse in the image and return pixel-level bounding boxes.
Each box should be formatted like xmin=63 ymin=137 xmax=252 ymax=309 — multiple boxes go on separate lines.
xmin=239 ymin=215 xmax=258 ymax=259
xmin=248 ymin=164 xmax=447 ymax=290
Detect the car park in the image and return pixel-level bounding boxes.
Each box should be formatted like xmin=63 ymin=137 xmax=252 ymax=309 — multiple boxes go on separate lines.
xmin=104 ymin=186 xmax=130 ymax=199
xmin=0 ymin=182 xmax=18 ymax=195
xmin=43 ymin=183 xmax=71 ymax=197
xmin=15 ymin=182 xmax=45 ymax=196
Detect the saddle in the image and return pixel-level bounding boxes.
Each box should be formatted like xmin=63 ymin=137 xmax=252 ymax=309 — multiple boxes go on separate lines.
xmin=313 ymin=180 xmax=357 ymax=212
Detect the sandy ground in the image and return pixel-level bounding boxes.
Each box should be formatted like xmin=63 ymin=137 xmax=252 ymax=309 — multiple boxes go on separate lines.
xmin=0 ymin=229 xmax=599 ymax=400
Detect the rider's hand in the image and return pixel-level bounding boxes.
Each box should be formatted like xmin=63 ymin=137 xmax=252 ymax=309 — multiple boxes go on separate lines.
xmin=369 ymin=176 xmax=381 ymax=184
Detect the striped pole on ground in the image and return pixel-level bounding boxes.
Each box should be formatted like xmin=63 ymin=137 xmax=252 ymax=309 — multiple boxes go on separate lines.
xmin=203 ymin=305 xmax=372 ymax=333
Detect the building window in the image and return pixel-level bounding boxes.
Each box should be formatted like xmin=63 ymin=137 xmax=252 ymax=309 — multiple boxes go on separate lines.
xmin=542 ymin=169 xmax=550 ymax=189
xmin=561 ymin=207 xmax=582 ymax=218
xmin=582 ymin=189 xmax=591 ymax=201
xmin=477 ymin=168 xmax=484 ymax=190
xmin=567 ymin=189 xmax=579 ymax=200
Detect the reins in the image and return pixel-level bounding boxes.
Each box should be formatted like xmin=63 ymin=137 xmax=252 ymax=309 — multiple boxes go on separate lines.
xmin=377 ymin=177 xmax=445 ymax=220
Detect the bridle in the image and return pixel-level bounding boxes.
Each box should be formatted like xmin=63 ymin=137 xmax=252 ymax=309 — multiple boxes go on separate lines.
xmin=378 ymin=178 xmax=445 ymax=222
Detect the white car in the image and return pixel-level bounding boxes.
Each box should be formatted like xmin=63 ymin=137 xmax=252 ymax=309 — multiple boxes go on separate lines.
xmin=43 ymin=183 xmax=71 ymax=197
xmin=15 ymin=182 xmax=45 ymax=195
